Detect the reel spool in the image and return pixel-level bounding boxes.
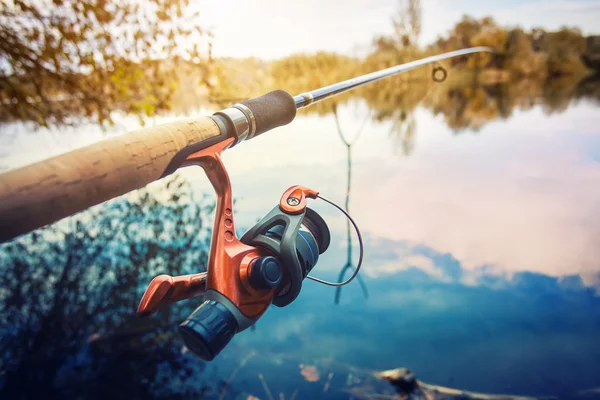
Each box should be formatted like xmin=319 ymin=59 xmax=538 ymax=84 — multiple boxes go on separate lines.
xmin=241 ymin=190 xmax=332 ymax=307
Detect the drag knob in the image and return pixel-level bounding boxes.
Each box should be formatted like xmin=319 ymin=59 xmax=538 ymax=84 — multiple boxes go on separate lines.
xmin=249 ymin=256 xmax=282 ymax=290
xmin=178 ymin=300 xmax=238 ymax=361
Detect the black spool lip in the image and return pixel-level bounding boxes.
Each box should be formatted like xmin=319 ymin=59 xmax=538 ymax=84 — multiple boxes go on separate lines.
xmin=303 ymin=207 xmax=330 ymax=254
xmin=178 ymin=300 xmax=238 ymax=362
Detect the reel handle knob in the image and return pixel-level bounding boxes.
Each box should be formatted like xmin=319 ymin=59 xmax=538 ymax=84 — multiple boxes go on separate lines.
xmin=249 ymin=256 xmax=282 ymax=290
xmin=179 ymin=300 xmax=238 ymax=361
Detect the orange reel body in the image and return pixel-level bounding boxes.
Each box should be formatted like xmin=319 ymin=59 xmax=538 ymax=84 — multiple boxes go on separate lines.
xmin=137 ymin=139 xmax=330 ymax=361
xmin=138 ymin=138 xmax=276 ymax=320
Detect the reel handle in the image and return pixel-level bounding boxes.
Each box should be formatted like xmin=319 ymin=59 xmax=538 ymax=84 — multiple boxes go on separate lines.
xmin=136 ymin=272 xmax=207 ymax=317
xmin=179 ymin=300 xmax=238 ymax=361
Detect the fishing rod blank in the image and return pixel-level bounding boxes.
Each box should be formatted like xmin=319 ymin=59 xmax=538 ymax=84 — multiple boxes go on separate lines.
xmin=293 ymin=47 xmax=492 ymax=108
xmin=0 ymin=47 xmax=492 ymax=241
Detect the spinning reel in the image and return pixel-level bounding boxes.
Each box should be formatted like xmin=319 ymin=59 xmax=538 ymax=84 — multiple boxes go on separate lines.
xmin=137 ymin=137 xmax=363 ymax=361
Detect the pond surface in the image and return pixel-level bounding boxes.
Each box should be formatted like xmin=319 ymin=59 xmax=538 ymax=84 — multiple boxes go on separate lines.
xmin=2 ymin=82 xmax=600 ymax=399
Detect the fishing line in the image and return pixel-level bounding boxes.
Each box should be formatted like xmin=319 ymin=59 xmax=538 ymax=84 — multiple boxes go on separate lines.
xmin=305 ymin=194 xmax=364 ymax=287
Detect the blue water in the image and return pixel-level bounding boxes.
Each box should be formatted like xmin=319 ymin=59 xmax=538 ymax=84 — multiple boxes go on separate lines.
xmin=2 ymin=97 xmax=600 ymax=399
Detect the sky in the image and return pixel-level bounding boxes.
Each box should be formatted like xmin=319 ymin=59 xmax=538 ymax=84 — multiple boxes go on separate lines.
xmin=194 ymin=0 xmax=600 ymax=59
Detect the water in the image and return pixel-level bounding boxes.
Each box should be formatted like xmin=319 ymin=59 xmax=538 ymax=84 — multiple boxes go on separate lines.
xmin=2 ymin=84 xmax=600 ymax=399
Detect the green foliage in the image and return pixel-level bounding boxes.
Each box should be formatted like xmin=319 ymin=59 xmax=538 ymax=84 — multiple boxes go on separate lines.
xmin=0 ymin=0 xmax=208 ymax=126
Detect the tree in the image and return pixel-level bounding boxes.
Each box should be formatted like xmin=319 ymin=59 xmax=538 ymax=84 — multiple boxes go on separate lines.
xmin=539 ymin=27 xmax=588 ymax=76
xmin=433 ymin=16 xmax=500 ymax=68
xmin=271 ymin=52 xmax=360 ymax=115
xmin=0 ymin=0 xmax=208 ymax=126
xmin=391 ymin=0 xmax=421 ymax=48
xmin=370 ymin=0 xmax=421 ymax=65
xmin=504 ymin=28 xmax=547 ymax=77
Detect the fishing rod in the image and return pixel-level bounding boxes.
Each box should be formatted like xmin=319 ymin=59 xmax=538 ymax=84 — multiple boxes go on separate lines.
xmin=293 ymin=47 xmax=490 ymax=108
xmin=0 ymin=47 xmax=492 ymax=361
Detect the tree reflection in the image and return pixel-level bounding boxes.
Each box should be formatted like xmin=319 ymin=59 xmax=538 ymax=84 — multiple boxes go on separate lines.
xmin=239 ymin=47 xmax=597 ymax=136
xmin=0 ymin=175 xmax=221 ymax=399
xmin=0 ymin=0 xmax=210 ymax=127
xmin=576 ymin=74 xmax=600 ymax=105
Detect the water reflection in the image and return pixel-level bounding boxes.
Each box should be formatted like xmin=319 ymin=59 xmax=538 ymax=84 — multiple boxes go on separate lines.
xmin=2 ymin=75 xmax=600 ymax=399
xmin=217 ymin=96 xmax=600 ymax=398
xmin=226 ymin=97 xmax=600 ymax=285
xmin=0 ymin=177 xmax=217 ymax=399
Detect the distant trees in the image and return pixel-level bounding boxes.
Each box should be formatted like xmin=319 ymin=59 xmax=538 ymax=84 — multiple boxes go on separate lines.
xmin=504 ymin=29 xmax=546 ymax=77
xmin=0 ymin=0 xmax=596 ymax=142
xmin=264 ymin=13 xmax=597 ymax=141
xmin=270 ymin=52 xmax=359 ymax=115
xmin=432 ymin=15 xmax=590 ymax=78
xmin=539 ymin=27 xmax=588 ymax=77
xmin=434 ymin=16 xmax=501 ymax=51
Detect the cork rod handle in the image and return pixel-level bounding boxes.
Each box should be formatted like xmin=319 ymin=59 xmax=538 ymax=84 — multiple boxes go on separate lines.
xmin=0 ymin=116 xmax=224 ymax=242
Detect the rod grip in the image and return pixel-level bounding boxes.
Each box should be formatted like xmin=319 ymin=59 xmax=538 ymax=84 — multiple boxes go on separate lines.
xmin=0 ymin=117 xmax=223 ymax=242
xmin=239 ymin=90 xmax=296 ymax=137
